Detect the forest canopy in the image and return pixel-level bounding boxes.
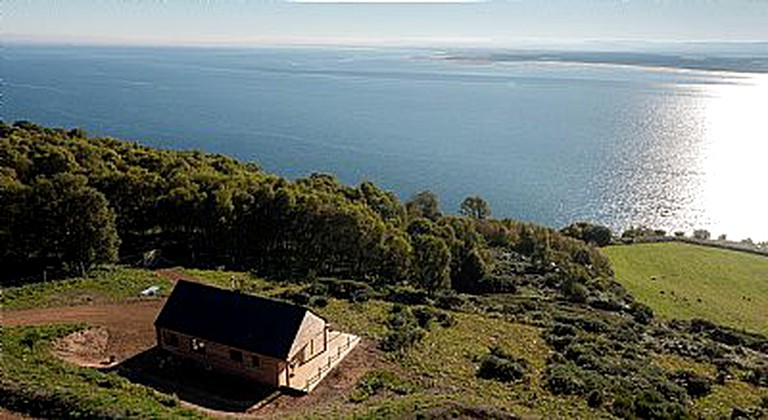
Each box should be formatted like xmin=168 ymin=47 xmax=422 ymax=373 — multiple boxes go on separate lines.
xmin=0 ymin=121 xmax=610 ymax=292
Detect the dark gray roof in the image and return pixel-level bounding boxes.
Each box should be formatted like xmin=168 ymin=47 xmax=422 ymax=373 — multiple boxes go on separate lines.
xmin=155 ymin=280 xmax=312 ymax=360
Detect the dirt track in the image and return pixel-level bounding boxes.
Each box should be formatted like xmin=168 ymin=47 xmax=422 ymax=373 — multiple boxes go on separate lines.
xmin=1 ymin=300 xmax=164 ymax=363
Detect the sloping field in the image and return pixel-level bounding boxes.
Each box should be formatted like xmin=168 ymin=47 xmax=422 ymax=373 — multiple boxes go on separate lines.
xmin=605 ymin=242 xmax=768 ymax=335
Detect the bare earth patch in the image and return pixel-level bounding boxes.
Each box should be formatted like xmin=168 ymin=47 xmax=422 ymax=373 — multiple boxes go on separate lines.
xmin=53 ymin=326 xmax=112 ymax=367
xmin=1 ymin=300 xmax=163 ymax=363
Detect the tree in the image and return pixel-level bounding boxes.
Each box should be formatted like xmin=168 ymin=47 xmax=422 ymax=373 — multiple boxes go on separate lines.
xmin=693 ymin=229 xmax=711 ymax=240
xmin=32 ymin=174 xmax=120 ymax=273
xmin=459 ymin=196 xmax=491 ymax=220
xmin=412 ymin=234 xmax=451 ymax=294
xmin=405 ymin=190 xmax=441 ymax=221
xmin=561 ymin=222 xmax=613 ymax=247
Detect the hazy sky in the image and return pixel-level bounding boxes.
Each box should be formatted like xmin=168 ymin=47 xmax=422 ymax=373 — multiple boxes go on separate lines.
xmin=4 ymin=0 xmax=768 ymax=47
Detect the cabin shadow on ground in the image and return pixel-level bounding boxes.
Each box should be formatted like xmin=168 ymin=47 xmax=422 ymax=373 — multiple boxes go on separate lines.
xmin=106 ymin=347 xmax=281 ymax=412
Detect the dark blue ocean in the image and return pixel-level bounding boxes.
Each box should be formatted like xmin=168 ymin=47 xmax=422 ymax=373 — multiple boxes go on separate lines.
xmin=4 ymin=44 xmax=767 ymax=240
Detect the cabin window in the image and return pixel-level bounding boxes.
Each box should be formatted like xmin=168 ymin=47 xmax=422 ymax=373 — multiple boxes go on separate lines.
xmin=191 ymin=338 xmax=206 ymax=354
xmin=251 ymin=355 xmax=261 ymax=367
xmin=229 ymin=350 xmax=243 ymax=363
xmin=164 ymin=332 xmax=179 ymax=347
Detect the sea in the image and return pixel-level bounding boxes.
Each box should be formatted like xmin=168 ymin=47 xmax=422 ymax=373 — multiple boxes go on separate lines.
xmin=3 ymin=44 xmax=767 ymax=241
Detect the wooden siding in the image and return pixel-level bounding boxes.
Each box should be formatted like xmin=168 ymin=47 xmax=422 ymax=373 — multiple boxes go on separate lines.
xmin=288 ymin=311 xmax=327 ymax=365
xmin=157 ymin=327 xmax=286 ymax=386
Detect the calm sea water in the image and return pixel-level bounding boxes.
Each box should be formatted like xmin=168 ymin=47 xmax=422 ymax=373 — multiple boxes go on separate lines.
xmin=4 ymin=45 xmax=767 ymax=240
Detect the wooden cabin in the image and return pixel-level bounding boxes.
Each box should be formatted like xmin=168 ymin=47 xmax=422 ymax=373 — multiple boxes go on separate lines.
xmin=154 ymin=280 xmax=330 ymax=390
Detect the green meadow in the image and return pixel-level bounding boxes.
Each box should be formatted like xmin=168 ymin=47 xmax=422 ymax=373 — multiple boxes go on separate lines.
xmin=605 ymin=242 xmax=768 ymax=335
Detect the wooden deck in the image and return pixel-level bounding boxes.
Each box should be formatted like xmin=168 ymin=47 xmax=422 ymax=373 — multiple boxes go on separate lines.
xmin=290 ymin=330 xmax=360 ymax=393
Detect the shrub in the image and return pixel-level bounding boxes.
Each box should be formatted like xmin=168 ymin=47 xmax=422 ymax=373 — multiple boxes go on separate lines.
xmin=629 ymin=301 xmax=654 ymax=325
xmin=379 ymin=325 xmax=424 ymax=353
xmin=410 ymin=306 xmax=455 ymax=330
xmin=476 ymin=347 xmax=528 ymax=383
xmin=588 ymin=296 xmax=625 ymax=312
xmin=433 ymin=289 xmax=466 ymax=310
xmin=412 ymin=306 xmax=436 ymax=329
xmin=379 ymin=305 xmax=426 ymax=353
xmin=560 ymin=278 xmax=588 ymax=304
xmin=546 ymin=363 xmax=586 ymax=395
xmin=746 ymin=367 xmax=768 ymax=387
xmin=693 ymin=229 xmax=711 ymax=240
xmin=277 ymin=290 xmax=310 ymax=306
xmin=349 ymin=369 xmax=415 ymax=403
xmin=586 ymin=389 xmax=604 ymax=408
xmin=309 ymin=295 xmax=329 ymax=307
xmin=561 ymin=222 xmax=613 ymax=247
xmin=435 ymin=311 xmax=456 ymax=328
xmin=384 ymin=285 xmax=429 ymax=305
xmin=632 ymin=390 xmax=687 ymax=420
xmin=306 ymin=281 xmax=328 ymax=296
xmin=477 ymin=275 xmax=517 ymax=294
xmin=669 ymin=370 xmax=712 ymax=398
xmin=320 ymin=278 xmax=373 ymax=301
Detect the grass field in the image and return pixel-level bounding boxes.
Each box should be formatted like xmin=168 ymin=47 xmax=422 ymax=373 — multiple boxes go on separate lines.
xmin=605 ymin=242 xmax=768 ymax=335
xmin=1 ymin=267 xmax=174 ymax=310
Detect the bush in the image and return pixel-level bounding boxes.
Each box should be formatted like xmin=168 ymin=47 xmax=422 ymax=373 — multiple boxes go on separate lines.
xmin=560 ymin=278 xmax=588 ymax=304
xmin=433 ymin=289 xmax=466 ymax=310
xmin=693 ymin=229 xmax=711 ymax=240
xmin=669 ymin=370 xmax=712 ymax=399
xmin=546 ymin=363 xmax=586 ymax=395
xmin=379 ymin=305 xmax=426 ymax=353
xmin=411 ymin=306 xmax=455 ymax=330
xmin=746 ymin=367 xmax=768 ymax=387
xmin=384 ymin=285 xmax=429 ymax=305
xmin=629 ymin=301 xmax=654 ymax=324
xmin=632 ymin=390 xmax=687 ymax=420
xmin=551 ymin=323 xmax=578 ymax=337
xmin=349 ymin=369 xmax=415 ymax=403
xmin=320 ymin=278 xmax=373 ymax=301
xmin=561 ymin=222 xmax=613 ymax=247
xmin=277 ymin=290 xmax=310 ymax=306
xmin=379 ymin=325 xmax=424 ymax=353
xmin=477 ymin=275 xmax=517 ymax=294
xmin=309 ymin=295 xmax=329 ymax=307
xmin=588 ymin=296 xmax=625 ymax=312
xmin=412 ymin=306 xmax=435 ymax=329
xmin=476 ymin=347 xmax=528 ymax=383
xmin=586 ymin=389 xmax=604 ymax=408
xmin=435 ymin=311 xmax=456 ymax=328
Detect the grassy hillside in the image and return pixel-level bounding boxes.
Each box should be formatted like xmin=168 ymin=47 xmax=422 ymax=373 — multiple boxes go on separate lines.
xmin=605 ymin=242 xmax=768 ymax=335
xmin=4 ymin=266 xmax=767 ymax=419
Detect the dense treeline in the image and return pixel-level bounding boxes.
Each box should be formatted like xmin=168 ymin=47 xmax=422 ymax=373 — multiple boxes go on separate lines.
xmin=0 ymin=121 xmax=610 ymax=291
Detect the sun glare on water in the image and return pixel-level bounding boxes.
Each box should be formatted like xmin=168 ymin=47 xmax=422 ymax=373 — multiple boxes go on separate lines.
xmin=698 ymin=73 xmax=768 ymax=241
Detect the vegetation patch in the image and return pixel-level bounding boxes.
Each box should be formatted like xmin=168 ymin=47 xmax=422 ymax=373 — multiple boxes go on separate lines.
xmin=605 ymin=242 xmax=768 ymax=335
xmin=1 ymin=267 xmax=172 ymax=310
xmin=0 ymin=324 xmax=203 ymax=419
xmin=379 ymin=305 xmax=429 ymax=353
xmin=349 ymin=369 xmax=418 ymax=403
xmin=476 ymin=346 xmax=529 ymax=383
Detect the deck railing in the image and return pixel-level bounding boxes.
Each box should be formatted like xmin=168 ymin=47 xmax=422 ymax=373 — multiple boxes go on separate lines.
xmin=302 ymin=335 xmax=360 ymax=392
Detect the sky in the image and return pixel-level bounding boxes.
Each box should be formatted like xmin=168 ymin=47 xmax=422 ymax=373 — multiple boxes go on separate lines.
xmin=4 ymin=0 xmax=768 ymax=47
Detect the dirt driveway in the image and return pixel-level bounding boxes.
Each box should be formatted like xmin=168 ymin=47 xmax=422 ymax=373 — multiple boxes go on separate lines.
xmin=1 ymin=299 xmax=165 ymax=363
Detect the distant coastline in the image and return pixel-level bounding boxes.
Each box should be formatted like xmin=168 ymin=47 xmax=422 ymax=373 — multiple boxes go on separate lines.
xmin=434 ymin=50 xmax=768 ymax=74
